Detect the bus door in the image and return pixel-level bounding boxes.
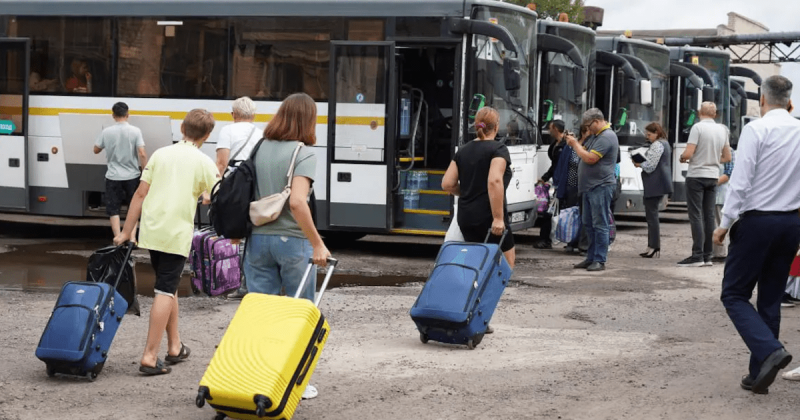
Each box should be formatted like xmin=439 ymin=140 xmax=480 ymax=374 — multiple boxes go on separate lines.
xmin=0 ymin=38 xmax=30 ymax=211
xmin=327 ymin=42 xmax=396 ymax=230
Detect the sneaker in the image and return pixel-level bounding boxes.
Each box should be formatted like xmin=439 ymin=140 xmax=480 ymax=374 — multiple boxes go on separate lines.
xmin=782 ymin=300 xmax=796 ymax=308
xmin=227 ymin=288 xmax=247 ymax=300
xmin=677 ymin=257 xmax=704 ymax=267
xmin=711 ymin=256 xmax=727 ymax=263
xmin=785 ymin=294 xmax=800 ymax=304
xmin=703 ymin=261 xmax=714 ymax=267
xmin=533 ymin=241 xmax=553 ymax=250
xmin=302 ymin=384 xmax=318 ymax=400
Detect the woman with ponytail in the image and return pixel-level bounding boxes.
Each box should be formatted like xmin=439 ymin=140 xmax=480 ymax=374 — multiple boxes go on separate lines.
xmin=442 ymin=107 xmax=516 ymax=269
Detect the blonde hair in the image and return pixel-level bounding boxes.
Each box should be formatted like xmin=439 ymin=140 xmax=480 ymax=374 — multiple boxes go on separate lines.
xmin=232 ymin=96 xmax=257 ymax=120
xmin=700 ymin=102 xmax=717 ymax=118
xmin=475 ymin=107 xmax=499 ymax=140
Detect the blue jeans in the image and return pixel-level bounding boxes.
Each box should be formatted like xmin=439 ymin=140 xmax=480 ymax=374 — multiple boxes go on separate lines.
xmin=244 ymin=234 xmax=315 ymax=302
xmin=582 ymin=184 xmax=615 ymax=264
xmin=721 ymin=213 xmax=800 ymax=378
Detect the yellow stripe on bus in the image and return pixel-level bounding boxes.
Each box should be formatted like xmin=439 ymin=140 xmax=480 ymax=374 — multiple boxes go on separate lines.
xmin=3 ymin=106 xmax=385 ymax=126
xmin=390 ymin=228 xmax=446 ymax=236
xmin=403 ymin=209 xmax=450 ymax=216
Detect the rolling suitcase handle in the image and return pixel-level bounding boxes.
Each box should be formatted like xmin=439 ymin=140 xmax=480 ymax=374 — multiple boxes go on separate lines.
xmin=296 ymin=257 xmax=339 ymax=307
xmin=484 ymin=228 xmax=509 ymax=246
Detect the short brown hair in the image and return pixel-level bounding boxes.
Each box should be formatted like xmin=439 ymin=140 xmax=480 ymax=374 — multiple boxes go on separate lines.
xmin=263 ymin=93 xmax=317 ymax=145
xmin=645 ymin=122 xmax=667 ymax=139
xmin=182 ymin=109 xmax=215 ymax=140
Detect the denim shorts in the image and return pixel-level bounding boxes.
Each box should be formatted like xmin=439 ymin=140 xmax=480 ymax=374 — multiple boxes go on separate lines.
xmin=243 ymin=234 xmax=315 ymax=302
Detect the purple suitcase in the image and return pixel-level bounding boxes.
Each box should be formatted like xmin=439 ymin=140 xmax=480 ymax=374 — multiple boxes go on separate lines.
xmin=190 ymin=229 xmax=241 ymax=296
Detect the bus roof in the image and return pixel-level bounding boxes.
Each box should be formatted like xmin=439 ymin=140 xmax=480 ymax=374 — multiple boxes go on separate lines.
xmin=670 ymin=46 xmax=731 ymax=59
xmin=597 ymin=36 xmax=670 ymax=54
xmin=0 ymin=0 xmax=474 ymax=17
xmin=538 ymin=20 xmax=596 ymax=38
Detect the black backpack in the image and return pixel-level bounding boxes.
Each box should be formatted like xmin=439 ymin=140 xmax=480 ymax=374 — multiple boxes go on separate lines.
xmin=209 ymin=139 xmax=265 ymax=239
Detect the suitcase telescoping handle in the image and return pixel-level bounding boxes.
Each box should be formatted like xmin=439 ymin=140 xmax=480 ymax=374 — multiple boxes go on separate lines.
xmin=296 ymin=257 xmax=339 ymax=307
xmin=484 ymin=228 xmax=509 ymax=246
xmin=113 ymin=241 xmax=137 ymax=290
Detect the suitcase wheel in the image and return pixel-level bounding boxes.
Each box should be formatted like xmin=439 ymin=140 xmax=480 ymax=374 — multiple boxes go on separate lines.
xmin=86 ymin=371 xmax=98 ymax=381
xmin=419 ymin=333 xmax=429 ymax=344
xmin=196 ymin=387 xmax=210 ymax=408
xmin=214 ymin=413 xmax=226 ymax=420
xmin=467 ymin=339 xmax=476 ymax=350
xmin=254 ymin=395 xmax=271 ymax=418
xmin=46 ymin=364 xmax=56 ymax=378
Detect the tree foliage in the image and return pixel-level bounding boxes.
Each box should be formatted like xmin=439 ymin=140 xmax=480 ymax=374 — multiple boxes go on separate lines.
xmin=504 ymin=0 xmax=585 ymax=24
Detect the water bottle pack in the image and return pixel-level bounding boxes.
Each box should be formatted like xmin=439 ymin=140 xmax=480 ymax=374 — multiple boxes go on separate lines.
xmin=403 ymin=171 xmax=429 ymax=210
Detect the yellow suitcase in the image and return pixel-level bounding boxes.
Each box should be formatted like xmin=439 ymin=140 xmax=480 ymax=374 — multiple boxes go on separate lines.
xmin=196 ymin=259 xmax=337 ymax=420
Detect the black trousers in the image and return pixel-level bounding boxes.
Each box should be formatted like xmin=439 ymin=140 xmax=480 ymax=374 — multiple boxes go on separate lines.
xmin=720 ymin=212 xmax=800 ymax=377
xmin=686 ymin=177 xmax=717 ymax=260
xmin=644 ymin=196 xmax=663 ymax=249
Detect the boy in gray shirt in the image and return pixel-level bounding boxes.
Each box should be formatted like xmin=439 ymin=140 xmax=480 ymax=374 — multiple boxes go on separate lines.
xmin=678 ymin=102 xmax=731 ymax=266
xmin=93 ymin=102 xmax=147 ymax=237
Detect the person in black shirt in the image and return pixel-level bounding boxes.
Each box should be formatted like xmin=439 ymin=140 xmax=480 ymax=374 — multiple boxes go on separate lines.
xmin=442 ymin=107 xmax=515 ymax=267
xmin=534 ymin=119 xmax=567 ymax=249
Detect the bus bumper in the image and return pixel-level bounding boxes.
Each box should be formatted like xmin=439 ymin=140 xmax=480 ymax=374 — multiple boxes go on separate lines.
xmin=509 ymin=200 xmax=538 ymax=231
xmin=614 ymin=191 xmax=645 ymax=213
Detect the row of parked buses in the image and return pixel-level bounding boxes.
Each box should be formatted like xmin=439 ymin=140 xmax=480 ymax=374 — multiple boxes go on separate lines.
xmin=0 ymin=0 xmax=758 ymax=239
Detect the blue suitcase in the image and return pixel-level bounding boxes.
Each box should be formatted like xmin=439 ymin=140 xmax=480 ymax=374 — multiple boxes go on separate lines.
xmin=410 ymin=231 xmax=512 ymax=349
xmin=35 ymin=243 xmax=133 ymax=380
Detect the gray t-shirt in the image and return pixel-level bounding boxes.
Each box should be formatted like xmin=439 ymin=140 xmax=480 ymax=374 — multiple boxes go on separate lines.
xmin=686 ymin=118 xmax=730 ymax=179
xmin=578 ymin=128 xmax=619 ymax=193
xmin=95 ymin=122 xmax=145 ymax=181
xmin=251 ymin=140 xmax=316 ymax=238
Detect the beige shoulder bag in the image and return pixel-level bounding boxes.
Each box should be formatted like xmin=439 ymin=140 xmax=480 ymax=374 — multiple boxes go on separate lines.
xmin=249 ymin=143 xmax=303 ymax=226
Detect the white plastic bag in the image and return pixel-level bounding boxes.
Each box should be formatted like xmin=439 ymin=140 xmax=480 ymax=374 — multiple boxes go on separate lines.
xmin=444 ymin=199 xmax=464 ymax=242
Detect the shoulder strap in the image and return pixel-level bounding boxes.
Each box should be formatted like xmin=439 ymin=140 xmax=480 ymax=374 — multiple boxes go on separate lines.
xmin=230 ymin=125 xmax=259 ymax=161
xmin=284 ymin=143 xmax=304 ymax=189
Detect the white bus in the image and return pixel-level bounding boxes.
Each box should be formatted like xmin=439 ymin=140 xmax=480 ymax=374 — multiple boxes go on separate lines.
xmin=667 ymin=47 xmax=730 ymax=202
xmin=0 ymin=0 xmax=543 ymax=239
xmin=594 ymin=36 xmax=670 ymax=214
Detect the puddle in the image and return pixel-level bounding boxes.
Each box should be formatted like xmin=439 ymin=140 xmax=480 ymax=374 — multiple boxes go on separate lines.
xmin=0 ymin=243 xmax=425 ymax=297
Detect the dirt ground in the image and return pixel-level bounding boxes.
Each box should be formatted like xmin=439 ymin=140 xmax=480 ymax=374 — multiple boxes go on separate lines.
xmin=1 ymin=209 xmax=799 ymax=420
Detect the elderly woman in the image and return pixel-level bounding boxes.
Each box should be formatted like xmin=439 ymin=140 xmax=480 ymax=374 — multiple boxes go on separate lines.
xmin=634 ymin=122 xmax=672 ymax=258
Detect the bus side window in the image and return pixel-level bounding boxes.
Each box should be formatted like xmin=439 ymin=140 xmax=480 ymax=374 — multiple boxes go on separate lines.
xmin=12 ymin=17 xmax=112 ymax=96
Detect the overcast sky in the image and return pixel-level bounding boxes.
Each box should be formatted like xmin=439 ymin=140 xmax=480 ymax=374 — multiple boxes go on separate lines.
xmin=586 ymin=0 xmax=800 ymax=116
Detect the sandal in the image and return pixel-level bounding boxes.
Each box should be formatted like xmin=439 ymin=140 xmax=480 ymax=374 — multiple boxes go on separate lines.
xmin=783 ymin=366 xmax=800 ymax=381
xmin=165 ymin=343 xmax=191 ymax=365
xmin=139 ymin=358 xmax=172 ymax=375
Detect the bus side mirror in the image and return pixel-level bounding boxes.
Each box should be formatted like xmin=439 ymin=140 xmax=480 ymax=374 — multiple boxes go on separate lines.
xmin=702 ymin=86 xmax=715 ymax=102
xmin=695 ymin=89 xmax=703 ymax=111
xmin=640 ymin=80 xmax=652 ymax=106
xmin=504 ymin=57 xmax=521 ymax=91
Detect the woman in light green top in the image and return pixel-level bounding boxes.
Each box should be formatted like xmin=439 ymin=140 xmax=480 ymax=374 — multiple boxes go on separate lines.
xmin=244 ymin=93 xmax=331 ymax=400
xmin=244 ymin=93 xmax=331 ymax=301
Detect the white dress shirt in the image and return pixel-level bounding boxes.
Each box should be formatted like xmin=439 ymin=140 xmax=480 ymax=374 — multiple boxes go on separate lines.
xmin=720 ymin=109 xmax=800 ymax=229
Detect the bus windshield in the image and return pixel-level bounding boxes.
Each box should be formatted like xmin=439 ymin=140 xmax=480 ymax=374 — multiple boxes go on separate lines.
xmin=687 ymin=53 xmax=730 ymax=126
xmin=539 ymin=26 xmax=594 ymax=142
xmin=469 ymin=6 xmax=536 ymax=146
xmin=616 ymin=43 xmax=670 ymax=146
